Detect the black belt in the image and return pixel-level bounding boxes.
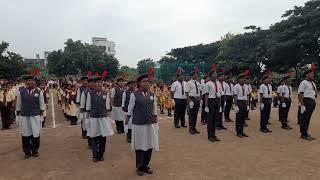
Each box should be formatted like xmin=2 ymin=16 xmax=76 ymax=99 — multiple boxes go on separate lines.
xmin=303 ymin=97 xmax=315 ymax=101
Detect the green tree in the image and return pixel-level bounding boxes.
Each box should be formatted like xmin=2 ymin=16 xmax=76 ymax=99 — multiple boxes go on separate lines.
xmin=0 ymin=41 xmax=27 ymax=80
xmin=137 ymin=58 xmax=155 ymax=74
xmin=47 ymin=39 xmax=120 ymax=78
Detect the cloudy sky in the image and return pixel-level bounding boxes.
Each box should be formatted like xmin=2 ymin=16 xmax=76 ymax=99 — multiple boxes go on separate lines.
xmin=0 ymin=0 xmax=308 ymax=67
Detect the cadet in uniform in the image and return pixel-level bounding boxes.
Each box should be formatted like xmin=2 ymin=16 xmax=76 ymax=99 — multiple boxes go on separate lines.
xmin=77 ymin=76 xmax=89 ymax=138
xmin=233 ymin=73 xmax=249 ymax=138
xmin=185 ymin=71 xmax=201 ymax=134
xmin=0 ymin=82 xmax=15 ymax=130
xmin=200 ymin=76 xmax=209 ymax=125
xmin=126 ymin=74 xmax=159 ymax=176
xmin=16 ymin=75 xmax=45 ymax=159
xmin=86 ymin=77 xmax=114 ymax=162
xmin=204 ymin=70 xmax=221 ymax=142
xmin=298 ymin=65 xmax=317 ymax=140
xmin=216 ymin=69 xmax=227 ymax=130
xmin=278 ymin=74 xmax=293 ymax=130
xmin=259 ymin=74 xmax=273 ymax=133
xmin=111 ymin=78 xmax=126 ymax=134
xmin=122 ymin=80 xmax=136 ymax=143
xmin=224 ymin=73 xmax=234 ymax=122
xmin=171 ymin=70 xmax=187 ymax=128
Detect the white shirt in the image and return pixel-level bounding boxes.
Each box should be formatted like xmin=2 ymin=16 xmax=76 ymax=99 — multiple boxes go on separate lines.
xmin=205 ymin=80 xmax=221 ymax=98
xmin=200 ymin=79 xmax=207 ymax=96
xmin=277 ymin=85 xmax=283 ymax=94
xmin=171 ymin=80 xmax=187 ymax=99
xmin=233 ymin=83 xmax=248 ymax=101
xmin=259 ymin=84 xmax=272 ymax=99
xmin=224 ymin=82 xmax=233 ymax=96
xmin=216 ymin=81 xmax=223 ymax=97
xmin=217 ymin=81 xmax=226 ymax=96
xmin=247 ymin=84 xmax=252 ymax=95
xmin=279 ymin=84 xmax=292 ymax=99
xmin=298 ymin=80 xmax=317 ymax=99
xmin=185 ymin=79 xmax=201 ymax=97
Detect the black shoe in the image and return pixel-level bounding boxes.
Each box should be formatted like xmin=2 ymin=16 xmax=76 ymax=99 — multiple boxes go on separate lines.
xmin=24 ymin=154 xmax=32 ymax=159
xmin=245 ymin=118 xmax=250 ymax=120
xmin=143 ymin=167 xmax=153 ymax=174
xmin=194 ymin=129 xmax=200 ymax=134
xmin=181 ymin=125 xmax=187 ymax=128
xmin=282 ymin=126 xmax=292 ymax=130
xmin=307 ymin=134 xmax=316 ymax=140
xmin=260 ymin=129 xmax=268 ymax=133
xmin=301 ymin=135 xmax=312 ymax=141
xmin=214 ymin=136 xmax=220 ymax=141
xmin=267 ymin=122 xmax=271 ymax=125
xmin=93 ymin=158 xmax=99 ymax=162
xmin=175 ymin=125 xmax=180 ymax=128
xmin=221 ymin=126 xmax=227 ymax=130
xmin=136 ymin=170 xmax=145 ymax=176
xmin=99 ymin=157 xmax=104 ymax=161
xmin=225 ymin=119 xmax=233 ymax=122
xmin=244 ymin=123 xmax=248 ymax=127
xmin=208 ymin=138 xmax=215 ymax=142
xmin=266 ymin=129 xmax=272 ymax=132
xmin=237 ymin=134 xmax=244 ymax=138
xmin=242 ymin=133 xmax=249 ymax=137
xmin=32 ymin=152 xmax=39 ymax=157
xmin=216 ymin=126 xmax=222 ymax=130
xmin=189 ymin=129 xmax=195 ymax=134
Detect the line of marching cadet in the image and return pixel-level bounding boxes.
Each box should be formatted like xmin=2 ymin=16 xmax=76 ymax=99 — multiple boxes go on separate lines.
xmin=44 ymin=74 xmax=158 ymax=176
xmin=168 ymin=65 xmax=317 ymax=142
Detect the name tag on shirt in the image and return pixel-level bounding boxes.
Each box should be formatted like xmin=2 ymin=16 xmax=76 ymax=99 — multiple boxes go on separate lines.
xmin=34 ymin=93 xmax=39 ymax=97
xmin=103 ymin=95 xmax=106 ymax=99
xmin=150 ymin=96 xmax=154 ymax=100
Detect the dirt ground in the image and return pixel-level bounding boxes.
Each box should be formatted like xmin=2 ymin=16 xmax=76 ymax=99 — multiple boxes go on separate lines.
xmin=1 ymin=90 xmax=320 ymax=180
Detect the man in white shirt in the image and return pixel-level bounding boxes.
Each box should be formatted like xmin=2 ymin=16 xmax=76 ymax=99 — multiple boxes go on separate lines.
xmin=185 ymin=71 xmax=201 ymax=134
xmin=298 ymin=66 xmax=317 ymax=141
xmin=171 ymin=71 xmax=187 ymax=128
xmin=204 ymin=70 xmax=221 ymax=142
xmin=233 ymin=73 xmax=249 ymax=138
xmin=278 ymin=75 xmax=293 ymax=130
xmin=200 ymin=76 xmax=210 ymax=125
xmin=259 ymin=74 xmax=273 ymax=133
xmin=224 ymin=73 xmax=234 ymax=122
xmin=216 ymin=70 xmax=227 ymax=130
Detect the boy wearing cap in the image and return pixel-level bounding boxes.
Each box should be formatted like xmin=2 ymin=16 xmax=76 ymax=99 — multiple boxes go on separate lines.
xmin=278 ymin=75 xmax=293 ymax=130
xmin=216 ymin=70 xmax=227 ymax=130
xmin=200 ymin=76 xmax=210 ymax=125
xmin=171 ymin=71 xmax=187 ymax=128
xmin=259 ymin=75 xmax=273 ymax=133
xmin=86 ymin=77 xmax=113 ymax=162
xmin=37 ymin=80 xmax=49 ymax=127
xmin=16 ymin=75 xmax=45 ymax=159
xmin=77 ymin=76 xmax=89 ymax=138
xmin=204 ymin=70 xmax=221 ymax=142
xmin=224 ymin=74 xmax=234 ymax=122
xmin=298 ymin=66 xmax=317 ymax=141
xmin=126 ymin=74 xmax=159 ymax=176
xmin=233 ymin=73 xmax=249 ymax=138
xmin=122 ymin=80 xmax=136 ymax=143
xmin=111 ymin=78 xmax=126 ymax=134
xmin=185 ymin=71 xmax=201 ymax=134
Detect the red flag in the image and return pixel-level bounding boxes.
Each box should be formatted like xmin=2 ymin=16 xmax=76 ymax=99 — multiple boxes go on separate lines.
xmin=148 ymin=67 xmax=154 ymax=80
xmin=101 ymin=70 xmax=107 ymax=78
xmin=28 ymin=68 xmax=32 ymax=75
xmin=177 ymin=67 xmax=182 ymax=76
xmin=122 ymin=72 xmax=126 ymax=80
xmin=34 ymin=68 xmax=39 ymax=77
xmin=243 ymin=69 xmax=249 ymax=75
xmin=311 ymin=63 xmax=315 ymax=71
xmin=220 ymin=68 xmax=225 ymax=73
xmin=210 ymin=64 xmax=216 ymax=71
xmin=87 ymin=70 xmax=91 ymax=77
xmin=94 ymin=72 xmax=99 ymax=77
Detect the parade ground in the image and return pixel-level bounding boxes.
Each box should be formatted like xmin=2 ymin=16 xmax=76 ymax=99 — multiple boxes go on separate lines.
xmin=1 ymin=89 xmax=320 ymax=180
